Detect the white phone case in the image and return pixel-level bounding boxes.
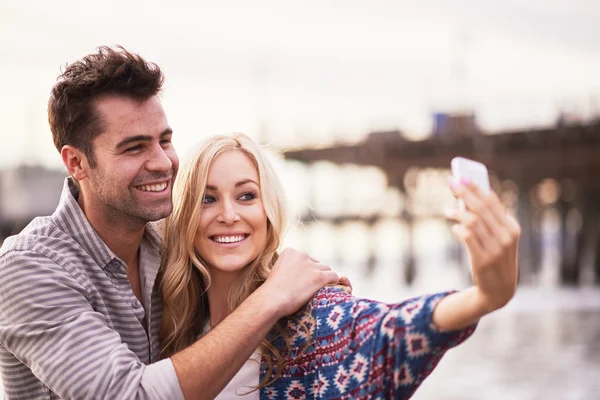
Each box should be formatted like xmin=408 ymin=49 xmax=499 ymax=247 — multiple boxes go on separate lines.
xmin=451 ymin=157 xmax=491 ymax=209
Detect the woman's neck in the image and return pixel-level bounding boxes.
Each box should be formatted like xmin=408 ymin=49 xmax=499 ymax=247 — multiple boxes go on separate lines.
xmin=206 ymin=269 xmax=241 ymax=328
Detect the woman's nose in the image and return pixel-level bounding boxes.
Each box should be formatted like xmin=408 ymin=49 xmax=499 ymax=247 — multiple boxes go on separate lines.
xmin=218 ymin=200 xmax=240 ymax=225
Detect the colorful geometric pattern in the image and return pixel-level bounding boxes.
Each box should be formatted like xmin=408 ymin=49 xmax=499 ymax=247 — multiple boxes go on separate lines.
xmin=260 ymin=287 xmax=476 ymax=399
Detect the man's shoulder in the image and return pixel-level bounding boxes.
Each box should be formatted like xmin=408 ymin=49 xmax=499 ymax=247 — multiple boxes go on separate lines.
xmin=0 ymin=215 xmax=73 ymax=260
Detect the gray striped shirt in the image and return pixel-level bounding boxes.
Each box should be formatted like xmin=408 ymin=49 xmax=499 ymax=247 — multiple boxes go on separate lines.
xmin=0 ymin=178 xmax=184 ymax=400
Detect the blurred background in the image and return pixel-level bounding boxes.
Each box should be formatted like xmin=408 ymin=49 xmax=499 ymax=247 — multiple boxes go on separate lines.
xmin=1 ymin=1 xmax=600 ymax=398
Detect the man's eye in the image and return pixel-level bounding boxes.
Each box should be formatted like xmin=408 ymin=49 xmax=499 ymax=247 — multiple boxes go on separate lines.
xmin=125 ymin=145 xmax=142 ymax=153
xmin=160 ymin=139 xmax=172 ymax=146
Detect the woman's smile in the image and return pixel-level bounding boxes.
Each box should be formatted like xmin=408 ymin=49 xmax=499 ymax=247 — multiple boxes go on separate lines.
xmin=210 ymin=234 xmax=249 ymax=246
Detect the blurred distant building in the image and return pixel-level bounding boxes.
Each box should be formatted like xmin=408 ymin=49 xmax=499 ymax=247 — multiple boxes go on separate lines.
xmin=0 ymin=166 xmax=65 ymax=240
xmin=432 ymin=112 xmax=481 ymax=139
xmin=284 ymin=120 xmax=600 ymax=287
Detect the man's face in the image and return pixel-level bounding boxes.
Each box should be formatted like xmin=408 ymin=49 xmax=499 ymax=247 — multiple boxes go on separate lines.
xmin=83 ymin=95 xmax=179 ymax=224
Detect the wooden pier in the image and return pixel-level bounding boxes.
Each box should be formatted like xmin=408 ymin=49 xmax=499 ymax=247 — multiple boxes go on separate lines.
xmin=283 ymin=120 xmax=600 ymax=286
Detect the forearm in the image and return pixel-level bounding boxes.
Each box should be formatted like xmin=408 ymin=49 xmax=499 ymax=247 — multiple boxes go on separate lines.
xmin=442 ymin=177 xmax=521 ymax=331
xmin=431 ymin=287 xmax=496 ymax=331
xmin=170 ymin=286 xmax=280 ymax=400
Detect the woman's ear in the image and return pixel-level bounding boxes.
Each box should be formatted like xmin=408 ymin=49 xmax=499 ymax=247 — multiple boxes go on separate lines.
xmin=61 ymin=145 xmax=90 ymax=181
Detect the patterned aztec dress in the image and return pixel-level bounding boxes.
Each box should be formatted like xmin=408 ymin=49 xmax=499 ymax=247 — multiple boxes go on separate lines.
xmin=259 ymin=286 xmax=477 ymax=400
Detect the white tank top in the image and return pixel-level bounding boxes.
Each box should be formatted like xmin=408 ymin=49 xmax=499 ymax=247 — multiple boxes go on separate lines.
xmin=214 ymin=350 xmax=261 ymax=399
xmin=201 ymin=323 xmax=261 ymax=399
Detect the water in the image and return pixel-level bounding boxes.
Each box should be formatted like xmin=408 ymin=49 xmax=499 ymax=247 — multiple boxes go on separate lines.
xmin=411 ymin=287 xmax=600 ymax=400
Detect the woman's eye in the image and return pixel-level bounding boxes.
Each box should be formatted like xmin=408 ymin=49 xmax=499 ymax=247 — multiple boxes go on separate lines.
xmin=202 ymin=195 xmax=216 ymax=204
xmin=239 ymin=192 xmax=257 ymax=201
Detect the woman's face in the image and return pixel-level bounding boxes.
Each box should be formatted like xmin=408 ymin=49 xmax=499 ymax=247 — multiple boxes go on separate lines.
xmin=194 ymin=150 xmax=268 ymax=277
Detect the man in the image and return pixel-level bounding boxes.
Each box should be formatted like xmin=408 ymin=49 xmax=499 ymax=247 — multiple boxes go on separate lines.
xmin=0 ymin=46 xmax=339 ymax=399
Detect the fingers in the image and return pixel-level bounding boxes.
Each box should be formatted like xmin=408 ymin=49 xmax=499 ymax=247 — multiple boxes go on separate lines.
xmin=447 ymin=178 xmax=520 ymax=310
xmin=268 ymin=248 xmax=342 ymax=316
xmin=303 ymin=256 xmax=338 ymax=285
xmin=451 ymin=223 xmax=484 ymax=261
xmin=505 ymin=215 xmax=521 ymax=239
xmin=308 ymin=255 xmax=330 ymax=271
xmin=449 ymin=177 xmax=501 ymax=228
xmin=445 ymin=208 xmax=494 ymax=252
xmin=447 ymin=177 xmax=522 ymax=284
xmin=448 ymin=177 xmax=518 ymax=249
xmin=322 ymin=270 xmax=340 ymax=285
xmin=310 ymin=261 xmax=338 ymax=282
xmin=338 ymin=276 xmax=352 ymax=290
xmin=279 ymin=247 xmax=337 ymax=282
xmin=313 ymin=262 xmax=332 ymax=271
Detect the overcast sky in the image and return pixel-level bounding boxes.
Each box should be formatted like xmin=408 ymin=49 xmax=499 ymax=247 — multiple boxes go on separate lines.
xmin=1 ymin=0 xmax=600 ymax=168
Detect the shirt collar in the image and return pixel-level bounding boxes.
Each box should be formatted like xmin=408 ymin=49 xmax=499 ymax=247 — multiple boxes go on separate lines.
xmin=52 ymin=177 xmax=164 ymax=270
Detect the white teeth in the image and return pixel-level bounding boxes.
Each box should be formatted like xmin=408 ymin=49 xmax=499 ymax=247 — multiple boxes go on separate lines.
xmin=138 ymin=182 xmax=168 ymax=192
xmin=213 ymin=235 xmax=245 ymax=243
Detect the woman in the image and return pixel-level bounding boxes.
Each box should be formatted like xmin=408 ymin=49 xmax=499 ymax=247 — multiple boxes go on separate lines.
xmin=159 ymin=134 xmax=520 ymax=399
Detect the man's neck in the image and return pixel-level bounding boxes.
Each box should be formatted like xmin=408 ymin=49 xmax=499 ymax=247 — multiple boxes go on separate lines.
xmin=77 ymin=194 xmax=146 ymax=267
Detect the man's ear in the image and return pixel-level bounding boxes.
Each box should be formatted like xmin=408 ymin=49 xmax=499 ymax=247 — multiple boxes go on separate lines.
xmin=61 ymin=145 xmax=90 ymax=180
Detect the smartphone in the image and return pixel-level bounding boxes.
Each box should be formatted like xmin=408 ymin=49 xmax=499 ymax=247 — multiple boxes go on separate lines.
xmin=451 ymin=157 xmax=491 ymax=209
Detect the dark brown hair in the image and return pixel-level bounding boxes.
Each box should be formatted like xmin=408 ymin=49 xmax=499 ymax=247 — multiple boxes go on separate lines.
xmin=48 ymin=45 xmax=164 ymax=167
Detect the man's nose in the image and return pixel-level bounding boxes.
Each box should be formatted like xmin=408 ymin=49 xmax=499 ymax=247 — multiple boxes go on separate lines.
xmin=145 ymin=144 xmax=173 ymax=172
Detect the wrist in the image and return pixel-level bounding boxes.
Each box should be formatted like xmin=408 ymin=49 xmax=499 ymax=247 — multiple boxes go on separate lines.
xmin=247 ymin=284 xmax=285 ymax=324
xmin=471 ymin=287 xmax=508 ymax=316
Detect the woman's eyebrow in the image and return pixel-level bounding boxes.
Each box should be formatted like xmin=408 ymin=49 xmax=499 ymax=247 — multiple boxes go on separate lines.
xmin=235 ymin=179 xmax=258 ymax=188
xmin=205 ymin=179 xmax=258 ymax=191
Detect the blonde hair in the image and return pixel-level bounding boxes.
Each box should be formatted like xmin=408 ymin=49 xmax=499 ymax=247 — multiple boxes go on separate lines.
xmin=159 ymin=134 xmax=311 ymax=388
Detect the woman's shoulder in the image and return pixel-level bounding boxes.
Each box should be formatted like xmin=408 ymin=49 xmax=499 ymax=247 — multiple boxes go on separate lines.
xmin=309 ymin=287 xmax=464 ymax=326
xmin=311 ymin=285 xmax=354 ymax=308
xmin=309 ymin=285 xmax=391 ymax=323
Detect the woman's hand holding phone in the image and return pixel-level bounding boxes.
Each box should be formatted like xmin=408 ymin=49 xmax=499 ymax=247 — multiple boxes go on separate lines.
xmin=445 ymin=158 xmax=521 ymax=315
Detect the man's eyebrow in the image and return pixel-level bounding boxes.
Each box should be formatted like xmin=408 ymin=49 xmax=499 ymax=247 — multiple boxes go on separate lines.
xmin=205 ymin=179 xmax=258 ymax=191
xmin=115 ymin=128 xmax=173 ymax=149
